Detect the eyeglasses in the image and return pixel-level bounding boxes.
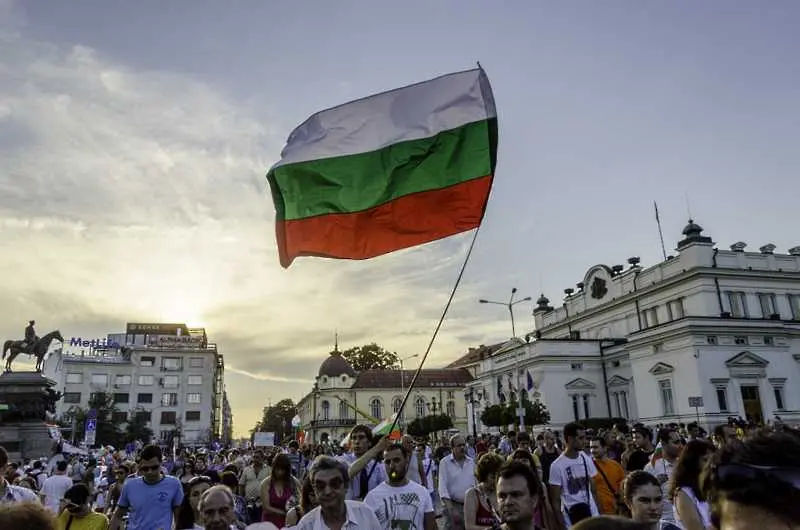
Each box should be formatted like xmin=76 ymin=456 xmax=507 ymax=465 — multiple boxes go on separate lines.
xmin=716 ymin=463 xmax=800 ymax=489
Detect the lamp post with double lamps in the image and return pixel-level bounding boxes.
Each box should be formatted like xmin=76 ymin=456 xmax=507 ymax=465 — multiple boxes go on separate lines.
xmin=479 ymin=288 xmax=533 ymax=432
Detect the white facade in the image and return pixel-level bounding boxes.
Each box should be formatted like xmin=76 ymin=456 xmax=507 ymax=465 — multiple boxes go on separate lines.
xmin=45 ymin=323 xmax=225 ymax=445
xmin=467 ymin=221 xmax=800 ymax=431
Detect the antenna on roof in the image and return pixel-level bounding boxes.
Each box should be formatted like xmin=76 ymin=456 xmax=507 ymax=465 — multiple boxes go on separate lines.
xmin=334 ymin=330 xmax=339 ymax=353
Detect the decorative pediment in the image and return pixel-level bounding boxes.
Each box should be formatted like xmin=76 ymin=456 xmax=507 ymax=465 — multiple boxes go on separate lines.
xmin=725 ymin=351 xmax=769 ymax=368
xmin=648 ymin=362 xmax=674 ymax=376
xmin=565 ymin=377 xmax=596 ymax=390
xmin=607 ymin=375 xmax=630 ymax=387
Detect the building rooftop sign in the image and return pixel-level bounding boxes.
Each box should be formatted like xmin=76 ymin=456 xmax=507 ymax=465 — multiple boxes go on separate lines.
xmin=126 ymin=322 xmax=189 ymax=335
xmin=147 ymin=334 xmax=205 ymax=348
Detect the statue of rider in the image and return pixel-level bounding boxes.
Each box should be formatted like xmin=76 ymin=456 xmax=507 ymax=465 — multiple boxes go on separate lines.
xmin=24 ymin=320 xmax=38 ymax=353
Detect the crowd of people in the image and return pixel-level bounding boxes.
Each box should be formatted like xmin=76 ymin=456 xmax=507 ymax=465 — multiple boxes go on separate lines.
xmin=0 ymin=417 xmax=797 ymax=529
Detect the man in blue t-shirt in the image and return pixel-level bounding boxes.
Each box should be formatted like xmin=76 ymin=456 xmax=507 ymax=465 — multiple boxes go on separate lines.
xmin=110 ymin=444 xmax=184 ymax=530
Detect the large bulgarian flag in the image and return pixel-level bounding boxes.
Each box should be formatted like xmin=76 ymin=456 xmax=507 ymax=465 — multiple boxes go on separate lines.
xmin=267 ymin=67 xmax=498 ymax=268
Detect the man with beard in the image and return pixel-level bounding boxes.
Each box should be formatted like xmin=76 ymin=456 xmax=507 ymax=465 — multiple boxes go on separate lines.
xmin=497 ymin=461 xmax=544 ymax=530
xmin=295 ymin=456 xmax=380 ymax=530
xmin=365 ymin=444 xmax=435 ymax=530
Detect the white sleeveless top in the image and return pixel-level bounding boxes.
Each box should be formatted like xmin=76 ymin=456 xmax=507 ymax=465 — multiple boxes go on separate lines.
xmin=677 ymin=487 xmax=712 ymax=529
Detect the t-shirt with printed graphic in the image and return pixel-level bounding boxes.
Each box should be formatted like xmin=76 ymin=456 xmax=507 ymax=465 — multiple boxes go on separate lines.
xmin=364 ymin=480 xmax=434 ymax=530
xmin=548 ymin=452 xmax=600 ymax=522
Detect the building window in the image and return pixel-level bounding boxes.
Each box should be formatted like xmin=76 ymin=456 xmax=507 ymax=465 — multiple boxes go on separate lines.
xmin=582 ymin=394 xmax=590 ymax=418
xmin=321 ymin=400 xmax=330 ymax=420
xmin=570 ymin=363 xmax=583 ymax=371
xmin=189 ymin=357 xmax=204 ymax=368
xmin=759 ymin=293 xmax=778 ymax=318
xmin=415 ymin=397 xmax=426 ymax=418
xmin=112 ymin=412 xmax=128 ymax=424
xmin=188 ymin=375 xmax=203 ymax=385
xmin=789 ymin=295 xmax=800 ymax=319
xmin=63 ymin=392 xmax=81 ymax=403
xmin=160 ymin=411 xmax=177 ymax=425
xmin=370 ymin=398 xmax=382 ymax=420
xmin=161 ymin=357 xmax=182 ymax=371
xmin=186 ymin=393 xmax=201 ymax=404
xmin=115 ymin=375 xmax=131 ymax=386
xmin=659 ymin=380 xmax=675 ymax=415
xmin=185 ymin=411 xmax=201 ymax=422
xmin=707 ymin=336 xmax=718 ymax=345
xmin=113 ymin=393 xmax=129 ymax=404
xmin=447 ymin=400 xmax=456 ymax=417
xmin=137 ymin=393 xmax=153 ymax=403
xmin=571 ymin=395 xmax=579 ymax=421
xmin=773 ymin=387 xmax=785 ymax=410
xmin=140 ymin=356 xmax=155 ymax=367
xmin=66 ymin=373 xmax=82 ymax=384
xmin=161 ymin=393 xmax=178 ymax=407
xmin=90 ymin=374 xmax=108 ymax=386
xmin=138 ymin=375 xmax=154 ymax=386
xmin=392 ymin=397 xmax=403 ymax=420
xmin=621 ymin=391 xmax=629 ymax=418
xmin=653 ymin=343 xmax=663 ymax=353
xmin=162 ymin=375 xmax=179 ymax=388
xmin=734 ymin=336 xmax=748 ymax=345
xmin=716 ymin=387 xmax=729 ymax=412
xmin=448 ymin=391 xmax=455 ymax=399
xmin=611 ymin=360 xmax=621 ymax=368
xmin=643 ymin=307 xmax=659 ymax=328
xmin=667 ymin=298 xmax=685 ymax=320
xmin=727 ymin=292 xmax=749 ymax=317
xmin=135 ymin=410 xmax=151 ymax=422
xmin=764 ymin=336 xmax=774 ymax=345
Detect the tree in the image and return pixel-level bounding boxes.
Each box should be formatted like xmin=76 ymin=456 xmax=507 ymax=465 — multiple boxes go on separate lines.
xmin=480 ymin=404 xmax=510 ymax=427
xmin=74 ymin=391 xmax=125 ymax=448
xmin=406 ymin=414 xmax=454 ymax=437
xmin=521 ymin=398 xmax=551 ymax=427
xmin=125 ymin=407 xmax=154 ymax=444
xmin=479 ymin=399 xmax=551 ymax=429
xmin=336 ymin=343 xmax=400 ymax=372
xmin=253 ymin=399 xmax=297 ymax=443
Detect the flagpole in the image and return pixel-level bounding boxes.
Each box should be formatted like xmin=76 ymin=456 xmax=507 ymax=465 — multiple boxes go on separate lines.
xmin=654 ymin=201 xmax=667 ymax=261
xmin=387 ymin=226 xmax=483 ymax=437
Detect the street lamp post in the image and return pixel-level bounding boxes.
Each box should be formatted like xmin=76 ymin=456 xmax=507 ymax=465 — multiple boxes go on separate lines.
xmin=479 ymin=288 xmax=533 ymax=433
xmin=398 ymin=354 xmax=420 ymax=396
xmin=464 ymin=388 xmax=478 ymax=438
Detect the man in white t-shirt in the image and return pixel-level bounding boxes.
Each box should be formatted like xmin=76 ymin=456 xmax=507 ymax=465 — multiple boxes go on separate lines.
xmin=365 ymin=444 xmax=436 ymax=530
xmin=40 ymin=460 xmax=73 ymax=513
xmin=547 ymin=422 xmax=600 ymax=528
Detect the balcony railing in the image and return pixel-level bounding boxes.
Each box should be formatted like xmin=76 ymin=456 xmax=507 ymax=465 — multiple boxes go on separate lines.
xmin=310 ymin=418 xmax=357 ymax=428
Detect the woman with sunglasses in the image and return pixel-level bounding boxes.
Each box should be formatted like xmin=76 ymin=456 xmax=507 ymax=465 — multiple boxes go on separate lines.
xmin=669 ymin=439 xmax=715 ymax=530
xmin=176 ymin=475 xmax=213 ymax=529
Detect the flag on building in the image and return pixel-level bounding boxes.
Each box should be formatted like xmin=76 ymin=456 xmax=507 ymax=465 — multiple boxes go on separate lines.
xmin=526 ymin=370 xmax=534 ymax=392
xmin=267 ymin=67 xmax=498 ymax=268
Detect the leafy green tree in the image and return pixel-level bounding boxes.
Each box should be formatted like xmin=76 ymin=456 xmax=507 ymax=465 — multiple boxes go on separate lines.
xmin=520 ymin=398 xmax=550 ymax=427
xmin=335 ymin=343 xmax=400 ymax=372
xmin=74 ymin=391 xmax=124 ymax=448
xmin=480 ymin=404 xmax=509 ymax=427
xmin=253 ymin=399 xmax=297 ymax=443
xmin=125 ymin=407 xmax=154 ymax=443
xmin=406 ymin=414 xmax=454 ymax=437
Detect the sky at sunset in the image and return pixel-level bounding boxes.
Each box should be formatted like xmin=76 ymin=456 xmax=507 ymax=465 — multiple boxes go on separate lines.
xmin=2 ymin=1 xmax=800 ymax=436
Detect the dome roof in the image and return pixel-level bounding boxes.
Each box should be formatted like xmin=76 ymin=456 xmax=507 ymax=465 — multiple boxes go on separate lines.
xmin=318 ymin=351 xmax=357 ymax=378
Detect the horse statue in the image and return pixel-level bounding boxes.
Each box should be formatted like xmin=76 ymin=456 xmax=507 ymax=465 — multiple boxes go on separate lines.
xmin=2 ymin=330 xmax=65 ymax=372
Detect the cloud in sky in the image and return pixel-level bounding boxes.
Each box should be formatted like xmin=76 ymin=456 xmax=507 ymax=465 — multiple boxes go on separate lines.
xmin=0 ymin=9 xmax=507 ymax=435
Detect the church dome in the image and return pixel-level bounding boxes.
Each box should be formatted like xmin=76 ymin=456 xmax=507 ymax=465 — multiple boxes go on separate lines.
xmin=318 ymin=350 xmax=357 ymax=378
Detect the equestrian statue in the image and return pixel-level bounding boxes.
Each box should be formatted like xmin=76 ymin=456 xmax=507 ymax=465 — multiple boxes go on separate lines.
xmin=2 ymin=320 xmax=64 ymax=372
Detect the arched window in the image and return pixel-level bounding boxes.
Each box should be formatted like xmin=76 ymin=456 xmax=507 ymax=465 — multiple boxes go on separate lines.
xmin=321 ymin=400 xmax=330 ymax=420
xmin=370 ymin=398 xmax=382 ymax=420
xmin=415 ymin=397 xmax=426 ymax=418
xmin=339 ymin=400 xmax=349 ymax=420
xmin=392 ymin=397 xmax=403 ymax=419
xmin=446 ymin=400 xmax=456 ymax=417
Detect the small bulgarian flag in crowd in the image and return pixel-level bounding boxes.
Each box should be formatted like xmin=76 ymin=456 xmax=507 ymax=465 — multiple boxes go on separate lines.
xmin=373 ymin=414 xmax=402 ymax=440
xmin=267 ymin=67 xmax=497 ymax=268
xmin=650 ymin=441 xmax=663 ymax=467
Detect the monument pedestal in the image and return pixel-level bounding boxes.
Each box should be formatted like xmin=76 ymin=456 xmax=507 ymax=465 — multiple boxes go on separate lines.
xmin=0 ymin=372 xmax=60 ymax=461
